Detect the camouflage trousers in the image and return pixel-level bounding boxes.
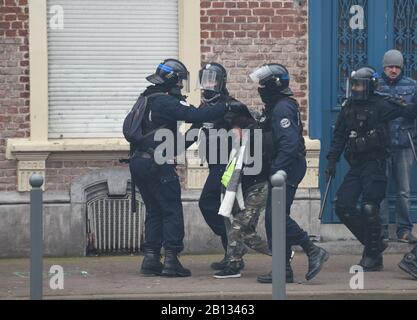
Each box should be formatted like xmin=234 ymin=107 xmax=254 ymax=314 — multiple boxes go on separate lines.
xmin=224 ymin=182 xmax=270 ymax=269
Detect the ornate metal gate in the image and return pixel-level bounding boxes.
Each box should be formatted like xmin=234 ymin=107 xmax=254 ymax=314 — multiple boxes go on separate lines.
xmin=394 ymin=0 xmax=417 ymax=79
xmin=337 ymin=0 xmax=369 ymax=104
xmin=311 ymin=0 xmax=417 ymax=223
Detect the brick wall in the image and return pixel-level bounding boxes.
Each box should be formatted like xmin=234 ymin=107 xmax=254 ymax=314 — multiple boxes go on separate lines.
xmin=0 ymin=0 xmax=309 ymax=192
xmin=0 ymin=0 xmax=127 ymax=192
xmin=44 ymin=160 xmax=187 ymax=192
xmin=0 ymin=0 xmax=29 ymax=191
xmin=201 ymin=0 xmax=309 ymax=129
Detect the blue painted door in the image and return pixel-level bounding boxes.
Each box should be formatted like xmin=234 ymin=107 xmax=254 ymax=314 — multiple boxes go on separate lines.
xmin=309 ymin=0 xmax=417 ymax=223
xmin=385 ymin=0 xmax=417 ymax=224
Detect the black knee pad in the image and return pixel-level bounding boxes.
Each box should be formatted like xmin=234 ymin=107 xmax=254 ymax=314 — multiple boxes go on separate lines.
xmin=361 ymin=202 xmax=379 ymax=224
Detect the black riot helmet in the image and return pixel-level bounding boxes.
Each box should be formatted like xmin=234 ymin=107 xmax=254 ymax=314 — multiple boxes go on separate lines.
xmin=249 ymin=63 xmax=293 ymax=96
xmin=146 ymin=58 xmax=190 ymax=91
xmin=347 ymin=66 xmax=379 ymax=101
xmin=198 ymin=62 xmax=228 ymax=103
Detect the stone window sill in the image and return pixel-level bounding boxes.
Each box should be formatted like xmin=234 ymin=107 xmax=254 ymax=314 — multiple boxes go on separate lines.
xmin=6 ymin=138 xmax=130 ymax=191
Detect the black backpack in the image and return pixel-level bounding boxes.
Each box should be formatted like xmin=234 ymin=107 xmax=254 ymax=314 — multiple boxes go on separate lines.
xmin=122 ymin=92 xmax=166 ymax=148
xmin=122 ymin=92 xmax=165 ymax=214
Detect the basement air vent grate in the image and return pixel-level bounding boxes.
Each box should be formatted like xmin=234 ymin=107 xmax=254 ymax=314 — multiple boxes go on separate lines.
xmin=86 ymin=197 xmax=145 ymax=255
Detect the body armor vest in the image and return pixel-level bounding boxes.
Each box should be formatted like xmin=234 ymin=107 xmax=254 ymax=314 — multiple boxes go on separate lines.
xmin=343 ymin=100 xmax=390 ymax=163
xmin=260 ymin=97 xmax=306 ymax=164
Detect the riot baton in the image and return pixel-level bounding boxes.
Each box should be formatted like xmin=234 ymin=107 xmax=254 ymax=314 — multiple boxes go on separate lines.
xmin=407 ymin=131 xmax=417 ymax=164
xmin=319 ymin=176 xmax=333 ymax=221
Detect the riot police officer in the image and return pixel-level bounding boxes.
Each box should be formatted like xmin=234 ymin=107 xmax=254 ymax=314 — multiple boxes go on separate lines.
xmin=131 ymin=59 xmax=229 ymax=277
xmin=194 ymin=62 xmax=248 ymax=270
xmin=326 ymin=66 xmax=417 ymax=271
xmin=251 ymin=64 xmax=329 ymax=283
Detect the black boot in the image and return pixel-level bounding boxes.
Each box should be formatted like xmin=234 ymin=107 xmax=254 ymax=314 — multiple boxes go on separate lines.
xmin=302 ymin=241 xmax=329 ymax=281
xmin=140 ymin=249 xmax=163 ymax=276
xmin=359 ymin=203 xmax=384 ymax=272
xmin=399 ymin=246 xmax=417 ymax=279
xmin=359 ymin=252 xmax=383 ymax=272
xmin=161 ymin=250 xmax=191 ymax=277
xmin=256 ymin=262 xmax=294 ymax=284
xmin=358 ymin=241 xmax=386 ymax=272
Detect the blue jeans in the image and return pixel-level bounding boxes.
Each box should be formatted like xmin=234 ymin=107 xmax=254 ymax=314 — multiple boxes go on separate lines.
xmin=380 ymin=148 xmax=414 ymax=238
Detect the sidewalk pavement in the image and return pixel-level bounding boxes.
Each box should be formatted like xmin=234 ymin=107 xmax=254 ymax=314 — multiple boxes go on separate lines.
xmin=1 ymin=251 xmax=416 ymax=300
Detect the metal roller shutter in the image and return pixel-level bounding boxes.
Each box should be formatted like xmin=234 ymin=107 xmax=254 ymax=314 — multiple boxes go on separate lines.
xmin=47 ymin=0 xmax=178 ymax=138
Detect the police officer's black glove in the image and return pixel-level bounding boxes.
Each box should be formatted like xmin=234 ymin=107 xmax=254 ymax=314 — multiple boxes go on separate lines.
xmin=325 ymin=161 xmax=336 ymax=182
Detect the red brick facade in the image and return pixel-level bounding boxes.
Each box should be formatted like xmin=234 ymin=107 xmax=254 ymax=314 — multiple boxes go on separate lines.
xmin=0 ymin=0 xmax=29 ymax=191
xmin=201 ymin=0 xmax=308 ymax=120
xmin=0 ymin=0 xmax=308 ymax=192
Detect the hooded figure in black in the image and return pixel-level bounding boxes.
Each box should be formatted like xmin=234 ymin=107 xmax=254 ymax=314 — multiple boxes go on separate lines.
xmin=251 ymin=63 xmax=329 ymax=284
xmin=326 ymin=66 xmax=417 ymax=271
xmin=132 ymin=59 xmax=229 ymax=278
xmin=192 ymin=62 xmax=252 ymax=271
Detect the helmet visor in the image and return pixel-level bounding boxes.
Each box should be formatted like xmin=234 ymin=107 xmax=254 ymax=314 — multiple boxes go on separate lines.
xmin=180 ymin=75 xmax=190 ymax=93
xmin=176 ymin=67 xmax=190 ymax=93
xmin=346 ymin=78 xmax=371 ymax=101
xmin=249 ymin=65 xmax=274 ymax=85
xmin=198 ymin=69 xmax=224 ymax=93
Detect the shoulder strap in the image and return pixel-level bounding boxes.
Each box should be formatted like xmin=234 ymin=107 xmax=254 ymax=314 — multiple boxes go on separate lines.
xmin=146 ymin=92 xmax=166 ymax=98
xmin=140 ymin=92 xmax=168 ymax=140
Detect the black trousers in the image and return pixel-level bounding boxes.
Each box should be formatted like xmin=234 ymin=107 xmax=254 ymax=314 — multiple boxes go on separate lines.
xmin=130 ymin=156 xmax=184 ymax=253
xmin=335 ymin=159 xmax=387 ymax=256
xmin=335 ymin=159 xmax=387 ymax=210
xmin=265 ymin=158 xmax=309 ymax=261
xmin=199 ymin=164 xmax=228 ymax=250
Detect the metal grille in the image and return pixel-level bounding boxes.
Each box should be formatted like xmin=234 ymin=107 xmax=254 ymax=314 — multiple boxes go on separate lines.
xmin=86 ymin=197 xmax=145 ymax=255
xmin=337 ymin=0 xmax=369 ymax=104
xmin=394 ymin=0 xmax=417 ymax=80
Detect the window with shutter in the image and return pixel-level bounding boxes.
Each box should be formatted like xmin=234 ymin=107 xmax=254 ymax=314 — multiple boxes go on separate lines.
xmin=47 ymin=0 xmax=179 ymax=138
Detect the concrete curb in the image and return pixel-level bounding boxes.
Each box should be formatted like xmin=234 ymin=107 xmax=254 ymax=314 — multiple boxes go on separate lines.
xmin=4 ymin=289 xmax=417 ymax=300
